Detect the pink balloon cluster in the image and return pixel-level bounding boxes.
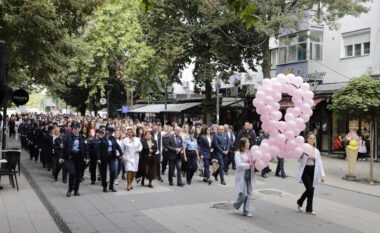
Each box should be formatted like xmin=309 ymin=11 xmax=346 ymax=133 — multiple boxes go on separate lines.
xmin=251 ymin=74 xmax=315 ymax=171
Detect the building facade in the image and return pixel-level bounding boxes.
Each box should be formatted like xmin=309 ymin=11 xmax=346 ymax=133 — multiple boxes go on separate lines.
xmin=269 ymin=1 xmax=380 ymax=153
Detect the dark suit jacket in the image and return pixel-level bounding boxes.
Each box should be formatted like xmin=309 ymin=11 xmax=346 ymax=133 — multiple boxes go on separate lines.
xmin=62 ymin=134 xmax=88 ymax=160
xmin=164 ymin=134 xmax=184 ymax=161
xmin=213 ymin=133 xmax=229 ymax=157
xmin=140 ymin=139 xmax=158 ymax=163
xmin=198 ymin=135 xmax=213 ymax=159
xmin=97 ymin=135 xmax=123 ymax=161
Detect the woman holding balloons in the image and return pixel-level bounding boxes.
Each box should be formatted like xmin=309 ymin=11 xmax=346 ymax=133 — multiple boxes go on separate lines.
xmin=233 ymin=137 xmax=256 ymax=217
xmin=296 ymin=133 xmax=325 ymax=216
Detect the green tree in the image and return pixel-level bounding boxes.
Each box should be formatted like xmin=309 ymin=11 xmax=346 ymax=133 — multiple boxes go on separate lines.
xmin=0 ymin=0 xmax=101 ymax=89
xmin=329 ymin=76 xmax=380 ymax=183
xmin=142 ymin=0 xmax=263 ymax=124
xmin=53 ymin=0 xmax=161 ymax=116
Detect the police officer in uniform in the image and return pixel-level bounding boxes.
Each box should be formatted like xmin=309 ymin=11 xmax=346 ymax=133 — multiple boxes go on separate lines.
xmin=88 ymin=129 xmax=102 ymax=185
xmin=53 ymin=127 xmax=67 ymax=183
xmin=97 ymin=126 xmax=123 ymax=193
xmin=27 ymin=122 xmax=39 ymax=161
xmin=184 ymin=130 xmax=199 ymax=185
xmin=60 ymin=122 xmax=89 ymax=197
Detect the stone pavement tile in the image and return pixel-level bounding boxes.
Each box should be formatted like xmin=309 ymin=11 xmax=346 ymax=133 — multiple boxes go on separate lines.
xmin=69 ymin=221 xmax=96 ymax=233
xmin=121 ymin=225 xmax=149 ymax=233
xmin=0 ymin=218 xmax=10 ymax=233
xmin=258 ymin=193 xmax=378 ymax=233
xmin=32 ymin=219 xmax=62 ymax=233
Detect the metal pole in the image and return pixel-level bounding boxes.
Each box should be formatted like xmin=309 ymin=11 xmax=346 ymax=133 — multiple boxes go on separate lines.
xmin=164 ymin=82 xmax=168 ymax=125
xmin=1 ymin=42 xmax=10 ymax=151
xmin=107 ymin=90 xmax=111 ymax=118
xmin=216 ymin=75 xmax=220 ymax=125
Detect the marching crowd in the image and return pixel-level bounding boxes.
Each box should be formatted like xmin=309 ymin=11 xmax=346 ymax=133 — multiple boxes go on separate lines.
xmin=4 ymin=112 xmax=324 ymax=217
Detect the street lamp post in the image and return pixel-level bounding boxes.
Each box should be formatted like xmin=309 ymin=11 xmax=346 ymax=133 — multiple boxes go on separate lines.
xmin=207 ymin=62 xmax=229 ymax=125
xmin=129 ymin=79 xmax=137 ymax=106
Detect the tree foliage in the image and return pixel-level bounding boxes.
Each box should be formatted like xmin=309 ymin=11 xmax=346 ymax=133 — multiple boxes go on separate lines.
xmin=329 ymin=76 xmax=380 ymax=120
xmin=0 ymin=0 xmax=101 ymax=89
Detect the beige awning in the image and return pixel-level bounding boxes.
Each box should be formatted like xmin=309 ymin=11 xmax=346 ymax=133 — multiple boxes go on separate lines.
xmin=129 ymin=102 xmax=201 ymax=113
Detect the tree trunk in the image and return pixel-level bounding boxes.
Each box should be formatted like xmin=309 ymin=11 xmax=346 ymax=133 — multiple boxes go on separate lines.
xmin=79 ymin=104 xmax=86 ymax=117
xmin=260 ymin=36 xmax=271 ymax=79
xmin=204 ymin=80 xmax=213 ymax=125
xmin=93 ymin=99 xmax=98 ymax=116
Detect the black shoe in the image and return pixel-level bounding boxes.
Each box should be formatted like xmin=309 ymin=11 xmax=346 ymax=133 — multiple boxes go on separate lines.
xmin=261 ymin=174 xmax=267 ymax=178
xmin=103 ymin=187 xmax=108 ymax=193
xmin=91 ymin=181 xmax=96 ymax=185
xmin=203 ymin=178 xmax=208 ymax=182
xmin=187 ymin=180 xmax=191 ymax=185
xmin=268 ymin=169 xmax=272 ymax=173
xmin=213 ymin=174 xmax=219 ymax=181
xmin=148 ymin=184 xmax=154 ymax=188
xmin=208 ymin=179 xmax=212 ymax=185
xmin=47 ymin=168 xmax=51 ymax=172
xmin=141 ymin=179 xmax=145 ymax=186
xmin=109 ymin=187 xmax=117 ymax=192
xmin=221 ymin=181 xmax=226 ymax=185
xmin=225 ymin=172 xmax=228 ymax=175
xmin=97 ymin=176 xmax=101 ymax=181
xmin=66 ymin=191 xmax=72 ymax=197
xmin=169 ymin=182 xmax=174 ymax=186
xmin=158 ymin=178 xmax=164 ymax=182
xmin=177 ymin=182 xmax=185 ymax=187
xmin=74 ymin=191 xmax=80 ymax=196
xmin=54 ymin=176 xmax=58 ymax=182
xmin=63 ymin=180 xmax=67 ymax=184
xmin=275 ymin=174 xmax=281 ymax=177
xmin=282 ymin=175 xmax=287 ymax=179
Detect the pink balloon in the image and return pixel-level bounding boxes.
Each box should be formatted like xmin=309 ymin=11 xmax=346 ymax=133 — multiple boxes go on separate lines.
xmin=286 ymin=139 xmax=297 ymax=148
xmin=268 ymin=146 xmax=280 ymax=157
xmin=271 ymin=102 xmax=280 ymax=110
xmin=276 ymin=121 xmax=287 ymax=132
xmin=262 ymin=78 xmax=271 ymax=87
xmin=275 ymin=134 xmax=286 ymax=144
xmin=271 ymin=111 xmax=282 ymax=121
xmin=264 ymin=95 xmax=274 ymax=105
xmin=293 ymin=107 xmax=301 ymax=116
xmin=295 ymin=136 xmax=305 ymax=145
xmin=286 ymin=120 xmax=297 ymax=130
xmin=255 ymin=160 xmax=266 ymax=171
xmin=300 ymin=114 xmax=310 ymax=122
xmin=285 ymin=113 xmax=295 ymax=122
xmin=255 ymin=91 xmax=265 ymax=99
xmin=284 ymin=130 xmax=296 ymax=139
xmin=301 ymin=83 xmax=310 ymax=90
xmin=303 ymin=143 xmax=314 ymax=156
xmin=294 ymin=146 xmax=304 ymax=158
xmin=301 ymin=103 xmax=311 ymax=112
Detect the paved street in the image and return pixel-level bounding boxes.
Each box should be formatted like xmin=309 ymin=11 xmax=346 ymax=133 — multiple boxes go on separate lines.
xmin=1 ymin=138 xmax=380 ymax=233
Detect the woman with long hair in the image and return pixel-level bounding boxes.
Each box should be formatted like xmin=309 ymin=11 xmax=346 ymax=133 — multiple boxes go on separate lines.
xmin=233 ymin=137 xmax=256 ymax=217
xmin=296 ymin=133 xmax=325 ymax=216
xmin=198 ymin=125 xmax=213 ymax=184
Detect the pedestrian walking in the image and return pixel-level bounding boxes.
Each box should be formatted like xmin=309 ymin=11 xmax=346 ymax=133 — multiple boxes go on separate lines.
xmin=275 ymin=156 xmax=286 ymax=178
xmin=296 ymin=133 xmax=325 ymax=215
xmin=184 ymin=130 xmax=199 ymax=185
xmin=212 ymin=125 xmax=229 ymax=185
xmin=97 ymin=125 xmax=123 ymax=193
xmin=122 ymin=128 xmax=142 ymax=191
xmin=60 ymin=122 xmax=89 ymax=197
xmin=164 ymin=126 xmax=185 ymax=187
xmin=233 ymin=137 xmax=256 ymax=217
xmin=139 ymin=131 xmax=158 ymax=188
xmin=198 ymin=125 xmax=213 ymax=184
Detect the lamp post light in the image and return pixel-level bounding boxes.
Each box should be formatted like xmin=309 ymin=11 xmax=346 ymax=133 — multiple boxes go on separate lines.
xmin=207 ymin=62 xmax=229 ymax=125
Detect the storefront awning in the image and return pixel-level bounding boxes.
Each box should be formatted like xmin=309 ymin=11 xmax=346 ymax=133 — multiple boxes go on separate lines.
xmin=129 ymin=102 xmax=201 ymax=113
xmin=222 ymin=97 xmax=244 ymax=107
xmin=279 ymin=97 xmax=327 ymax=109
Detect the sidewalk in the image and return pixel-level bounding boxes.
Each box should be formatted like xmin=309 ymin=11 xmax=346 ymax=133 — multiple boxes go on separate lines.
xmin=272 ymin=154 xmax=380 ymax=197
xmin=0 ymin=166 xmax=61 ymax=233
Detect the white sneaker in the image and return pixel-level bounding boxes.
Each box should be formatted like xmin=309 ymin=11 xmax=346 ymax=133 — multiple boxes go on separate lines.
xmin=114 ymin=179 xmax=119 ymax=185
xmin=244 ymin=213 xmax=253 ymax=217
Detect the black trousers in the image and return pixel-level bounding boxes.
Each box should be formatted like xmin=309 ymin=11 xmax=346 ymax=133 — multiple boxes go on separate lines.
xmin=186 ymin=151 xmax=197 ymax=183
xmin=168 ymin=158 xmax=182 ymax=184
xmin=89 ymin=156 xmax=98 ymax=182
xmin=161 ymin=157 xmax=168 ymax=174
xmin=203 ymin=157 xmax=210 ymax=179
xmin=275 ymin=157 xmax=285 ymax=177
xmin=65 ymin=157 xmax=83 ymax=192
xmin=53 ymin=156 xmax=67 ymax=181
xmin=100 ymin=158 xmax=116 ymax=189
xmin=225 ymin=150 xmax=235 ymax=172
xmin=29 ymin=145 xmax=38 ymax=161
xmin=298 ymin=165 xmax=315 ymax=212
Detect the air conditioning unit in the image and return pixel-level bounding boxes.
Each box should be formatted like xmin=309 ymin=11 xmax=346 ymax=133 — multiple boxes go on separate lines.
xmin=367 ymin=64 xmax=380 ymax=76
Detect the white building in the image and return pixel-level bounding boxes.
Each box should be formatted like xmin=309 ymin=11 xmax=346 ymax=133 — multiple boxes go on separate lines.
xmin=269 ymin=1 xmax=380 ymax=152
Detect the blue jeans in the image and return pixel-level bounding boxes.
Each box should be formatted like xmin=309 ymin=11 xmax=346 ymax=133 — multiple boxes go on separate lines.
xmin=233 ymin=172 xmax=252 ymax=215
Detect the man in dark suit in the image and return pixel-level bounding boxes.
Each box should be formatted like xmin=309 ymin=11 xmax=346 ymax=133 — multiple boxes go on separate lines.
xmin=163 ymin=126 xmax=185 ymax=186
xmin=97 ymin=125 xmax=123 ymax=193
xmin=235 ymin=122 xmax=256 ymax=149
xmin=60 ymin=122 xmax=89 ymax=197
xmin=213 ymin=125 xmax=229 ymax=185
xmin=152 ymin=124 xmax=163 ymax=182
xmin=161 ymin=126 xmax=173 ymax=175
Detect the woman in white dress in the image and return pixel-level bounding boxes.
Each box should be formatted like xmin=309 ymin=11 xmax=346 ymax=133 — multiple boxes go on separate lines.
xmin=122 ymin=128 xmax=142 ymax=191
xmin=296 ymin=133 xmax=325 ymax=216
